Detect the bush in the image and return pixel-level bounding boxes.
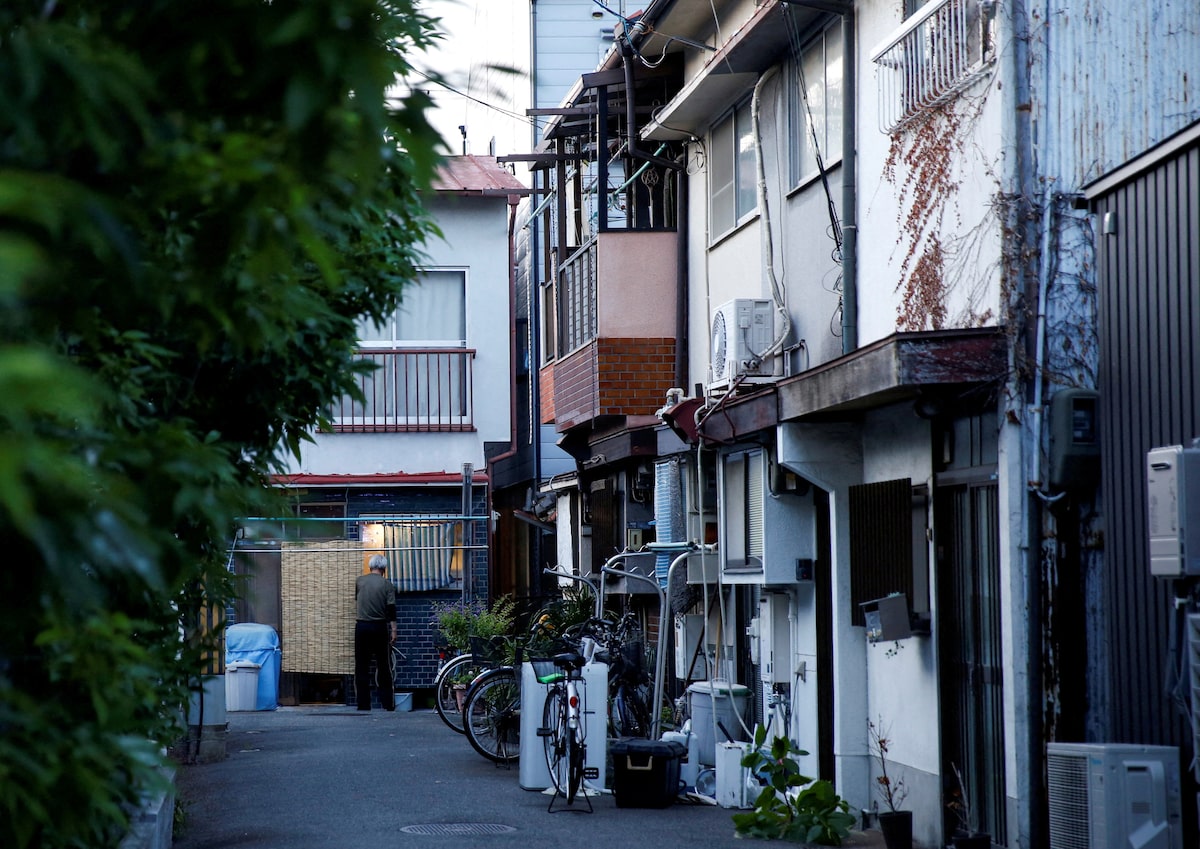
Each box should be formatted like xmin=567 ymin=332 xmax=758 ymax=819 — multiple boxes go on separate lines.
xmin=431 ymin=596 xmax=517 ymax=652
xmin=731 ymin=725 xmax=857 ymax=845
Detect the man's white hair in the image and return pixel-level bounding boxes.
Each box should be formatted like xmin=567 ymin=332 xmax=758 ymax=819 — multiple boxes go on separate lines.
xmin=367 ymin=554 xmax=388 ymax=572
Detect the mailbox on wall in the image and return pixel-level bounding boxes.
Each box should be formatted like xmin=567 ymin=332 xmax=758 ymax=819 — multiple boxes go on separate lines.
xmin=859 ymin=594 xmax=912 ymax=643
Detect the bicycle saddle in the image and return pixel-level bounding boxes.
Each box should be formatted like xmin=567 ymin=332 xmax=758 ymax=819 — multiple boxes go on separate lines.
xmin=552 ymin=651 xmax=586 ymax=671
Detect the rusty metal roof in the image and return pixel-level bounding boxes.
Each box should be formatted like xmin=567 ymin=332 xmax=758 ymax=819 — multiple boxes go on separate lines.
xmin=431 ymin=155 xmax=530 ymax=197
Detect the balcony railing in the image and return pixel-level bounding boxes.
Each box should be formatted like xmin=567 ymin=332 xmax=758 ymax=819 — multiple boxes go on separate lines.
xmin=560 ymin=238 xmax=598 ymax=354
xmin=870 ymin=0 xmax=995 ymax=133
xmin=330 ymin=348 xmax=474 ymax=432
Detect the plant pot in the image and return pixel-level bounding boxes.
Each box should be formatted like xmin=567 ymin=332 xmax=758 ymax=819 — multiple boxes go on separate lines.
xmin=877 ymin=810 xmax=913 ymax=849
xmin=453 ymin=683 xmax=468 ymax=712
xmin=952 ymin=833 xmax=991 ymax=849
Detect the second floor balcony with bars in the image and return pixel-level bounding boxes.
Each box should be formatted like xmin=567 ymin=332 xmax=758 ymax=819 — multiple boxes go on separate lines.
xmin=871 ymin=0 xmax=997 ymax=133
xmin=329 ymin=347 xmax=475 ymax=433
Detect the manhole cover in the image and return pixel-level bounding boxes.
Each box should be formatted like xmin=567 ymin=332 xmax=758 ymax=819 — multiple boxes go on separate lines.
xmin=400 ymin=824 xmax=517 ymax=836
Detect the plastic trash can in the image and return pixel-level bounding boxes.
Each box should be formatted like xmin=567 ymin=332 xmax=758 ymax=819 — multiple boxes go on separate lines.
xmin=225 ymin=623 xmax=281 ymax=711
xmin=226 ymin=662 xmax=261 ymax=712
xmin=686 ymin=680 xmax=750 ymax=766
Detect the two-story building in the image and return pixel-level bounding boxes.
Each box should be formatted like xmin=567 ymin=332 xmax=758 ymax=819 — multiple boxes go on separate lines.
xmin=238 ymin=156 xmax=529 ymax=705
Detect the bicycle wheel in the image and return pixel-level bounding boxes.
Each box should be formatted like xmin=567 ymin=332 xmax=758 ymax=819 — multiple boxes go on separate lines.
xmin=612 ymin=679 xmax=654 ymax=739
xmin=462 ymin=667 xmax=521 ymax=763
xmin=433 ymin=654 xmax=481 ymax=733
xmin=542 ymin=685 xmax=569 ymax=794
xmin=566 ymin=731 xmax=585 ymax=804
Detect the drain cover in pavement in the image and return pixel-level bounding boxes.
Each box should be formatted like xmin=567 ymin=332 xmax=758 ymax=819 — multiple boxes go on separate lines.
xmin=400 ymin=824 xmax=517 ymax=836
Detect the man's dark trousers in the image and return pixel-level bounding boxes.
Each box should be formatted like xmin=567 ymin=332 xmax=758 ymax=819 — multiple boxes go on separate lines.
xmin=354 ymin=620 xmax=394 ymax=711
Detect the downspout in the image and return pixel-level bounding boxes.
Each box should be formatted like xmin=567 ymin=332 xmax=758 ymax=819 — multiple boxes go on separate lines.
xmin=486 ymin=194 xmax=524 ymax=604
xmin=840 ymin=8 xmax=857 ymax=353
xmin=1008 ymin=0 xmax=1044 ymax=841
xmin=675 ymin=152 xmax=689 ymax=390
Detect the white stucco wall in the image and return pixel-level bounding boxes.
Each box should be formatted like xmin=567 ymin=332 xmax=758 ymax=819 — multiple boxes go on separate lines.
xmin=280 ymin=193 xmax=514 ymax=477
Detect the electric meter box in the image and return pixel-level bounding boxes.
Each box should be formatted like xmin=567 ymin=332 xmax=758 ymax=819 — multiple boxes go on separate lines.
xmin=1147 ymin=444 xmax=1200 ymax=577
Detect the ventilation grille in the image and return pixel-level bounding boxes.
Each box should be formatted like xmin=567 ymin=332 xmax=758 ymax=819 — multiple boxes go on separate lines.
xmin=1046 ymin=752 xmax=1090 ymax=849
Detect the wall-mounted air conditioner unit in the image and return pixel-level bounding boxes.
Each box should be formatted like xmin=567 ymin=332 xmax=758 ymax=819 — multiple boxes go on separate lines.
xmin=1046 ymin=742 xmax=1182 ymax=849
xmin=709 ymin=299 xmax=780 ymax=393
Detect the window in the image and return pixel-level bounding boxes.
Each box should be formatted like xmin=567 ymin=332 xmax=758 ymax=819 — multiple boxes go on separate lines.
xmin=789 ymin=23 xmax=844 ymax=186
xmin=721 ymin=449 xmax=764 ymax=571
xmin=709 ymin=100 xmax=757 ymax=237
xmin=356 ymin=269 xmax=466 ymax=347
xmin=361 ymin=517 xmax=464 ymax=592
xmin=848 ymin=478 xmax=930 ymax=626
xmin=333 ymin=268 xmax=474 ymax=430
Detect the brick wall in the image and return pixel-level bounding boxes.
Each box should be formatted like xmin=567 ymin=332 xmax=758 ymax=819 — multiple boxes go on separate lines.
xmin=550 ymin=337 xmax=676 ymax=430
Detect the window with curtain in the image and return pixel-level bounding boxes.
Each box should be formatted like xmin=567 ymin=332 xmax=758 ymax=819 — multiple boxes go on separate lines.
xmin=340 ymin=269 xmax=472 ymax=428
xmin=361 ymin=518 xmax=464 ymax=592
xmin=709 ymin=99 xmax=757 ymax=239
xmin=357 ymin=269 xmax=466 ymax=347
xmin=789 ymin=23 xmax=844 ymax=187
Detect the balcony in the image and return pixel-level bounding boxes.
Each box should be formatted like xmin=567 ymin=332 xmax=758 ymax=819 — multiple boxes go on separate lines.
xmin=544 ymin=230 xmax=679 ymax=432
xmin=870 ymin=0 xmax=996 ymax=133
xmin=330 ymin=348 xmax=475 ymax=432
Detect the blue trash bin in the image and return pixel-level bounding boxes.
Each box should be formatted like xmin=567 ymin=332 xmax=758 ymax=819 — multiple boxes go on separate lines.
xmin=225 ymin=623 xmax=281 ymax=711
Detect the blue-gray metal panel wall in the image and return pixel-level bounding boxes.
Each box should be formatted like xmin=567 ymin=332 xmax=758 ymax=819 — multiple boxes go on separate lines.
xmin=1094 ymin=138 xmax=1199 ymax=746
xmin=1031 ymin=0 xmax=1200 ymax=186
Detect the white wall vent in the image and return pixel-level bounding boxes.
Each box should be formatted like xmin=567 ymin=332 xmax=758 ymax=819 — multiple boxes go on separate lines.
xmin=709 ymin=299 xmax=780 ymax=393
xmin=1045 ymin=742 xmax=1182 ymax=849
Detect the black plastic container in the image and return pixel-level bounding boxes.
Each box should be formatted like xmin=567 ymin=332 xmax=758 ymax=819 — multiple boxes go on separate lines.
xmin=610 ymin=738 xmax=686 ymax=808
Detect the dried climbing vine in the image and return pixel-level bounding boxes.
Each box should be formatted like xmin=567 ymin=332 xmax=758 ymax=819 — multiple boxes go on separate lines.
xmin=884 ymin=97 xmax=995 ymax=331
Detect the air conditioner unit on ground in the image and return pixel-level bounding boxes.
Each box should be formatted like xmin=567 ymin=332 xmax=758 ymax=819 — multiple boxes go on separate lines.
xmin=709 ymin=299 xmax=780 ymax=393
xmin=1046 ymin=742 xmax=1182 ymax=849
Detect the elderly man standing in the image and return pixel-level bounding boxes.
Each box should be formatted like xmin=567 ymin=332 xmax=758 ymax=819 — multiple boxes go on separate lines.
xmin=355 ymin=554 xmax=397 ymax=711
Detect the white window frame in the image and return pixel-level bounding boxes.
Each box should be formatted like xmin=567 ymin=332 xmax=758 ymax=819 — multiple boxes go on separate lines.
xmin=789 ymin=22 xmax=844 ymax=188
xmin=709 ymin=100 xmax=757 ymax=240
xmin=356 ymin=268 xmax=467 ymax=349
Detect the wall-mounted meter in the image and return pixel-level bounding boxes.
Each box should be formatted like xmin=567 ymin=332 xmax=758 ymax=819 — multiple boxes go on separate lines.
xmin=1147 ymin=444 xmax=1200 ymax=577
xmin=1049 ymin=389 xmax=1100 ymax=490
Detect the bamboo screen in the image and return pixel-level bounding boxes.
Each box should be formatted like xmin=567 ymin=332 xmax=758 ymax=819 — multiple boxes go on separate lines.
xmin=280 ymin=540 xmax=360 ymax=674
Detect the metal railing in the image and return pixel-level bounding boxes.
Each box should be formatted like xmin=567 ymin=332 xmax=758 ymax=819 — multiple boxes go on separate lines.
xmin=870 ymin=0 xmax=995 ymax=133
xmin=329 ymin=348 xmax=475 ymax=432
xmin=559 ymin=238 xmax=598 ymax=354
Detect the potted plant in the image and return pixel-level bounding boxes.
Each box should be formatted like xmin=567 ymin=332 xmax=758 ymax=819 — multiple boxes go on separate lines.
xmin=868 ymin=717 xmax=911 ymax=849
xmin=947 ymin=762 xmax=991 ymax=849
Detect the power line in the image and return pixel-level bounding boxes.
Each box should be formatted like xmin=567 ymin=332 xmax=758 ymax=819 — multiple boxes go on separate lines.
xmin=407 ymin=67 xmax=545 ymax=134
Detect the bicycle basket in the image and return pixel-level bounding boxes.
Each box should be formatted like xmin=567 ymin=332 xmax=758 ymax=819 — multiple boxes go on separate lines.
xmin=527 ymin=656 xmax=564 ymax=684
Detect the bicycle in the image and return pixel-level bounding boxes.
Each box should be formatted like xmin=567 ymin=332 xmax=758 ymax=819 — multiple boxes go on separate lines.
xmin=535 ymin=648 xmax=595 ymax=810
xmin=460 ymin=635 xmax=523 ymax=763
xmin=459 ymin=610 xmax=579 ymax=763
xmin=433 ymin=650 xmax=483 ymax=733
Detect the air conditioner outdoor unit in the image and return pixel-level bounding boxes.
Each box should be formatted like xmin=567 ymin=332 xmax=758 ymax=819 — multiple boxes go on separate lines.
xmin=709 ymin=299 xmax=779 ymax=393
xmin=1046 ymin=742 xmax=1182 ymax=849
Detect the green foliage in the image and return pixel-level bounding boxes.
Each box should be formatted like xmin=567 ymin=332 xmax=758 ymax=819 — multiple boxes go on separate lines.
xmin=430 ymin=596 xmax=518 ymax=652
xmin=731 ymin=725 xmax=857 ymax=845
xmin=0 ymin=1 xmax=445 ymax=846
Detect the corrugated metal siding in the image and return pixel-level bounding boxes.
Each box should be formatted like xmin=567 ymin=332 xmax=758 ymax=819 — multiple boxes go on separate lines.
xmin=1032 ymin=0 xmax=1200 ymax=185
xmin=1094 ymin=137 xmax=1200 ymax=745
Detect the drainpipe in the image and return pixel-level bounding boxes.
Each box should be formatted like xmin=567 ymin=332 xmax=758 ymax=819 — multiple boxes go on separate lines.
xmin=1007 ymin=0 xmax=1043 ymax=841
xmin=840 ymin=8 xmax=857 ymax=353
xmin=675 ymin=152 xmax=689 ymax=390
xmin=485 ymin=194 xmax=524 ymax=605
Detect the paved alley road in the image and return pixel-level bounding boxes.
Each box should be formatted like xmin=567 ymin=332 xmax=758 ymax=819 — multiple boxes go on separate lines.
xmin=173 ymin=705 xmax=885 ymax=849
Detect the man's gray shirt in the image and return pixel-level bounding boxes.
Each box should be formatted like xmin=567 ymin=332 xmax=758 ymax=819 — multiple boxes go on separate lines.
xmin=355 ymin=572 xmax=396 ymax=621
